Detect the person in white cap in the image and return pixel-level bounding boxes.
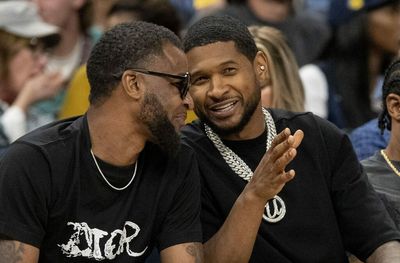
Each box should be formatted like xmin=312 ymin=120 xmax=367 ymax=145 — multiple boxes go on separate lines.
xmin=0 ymin=1 xmax=64 ymax=152
xmin=30 ymin=0 xmax=93 ymax=125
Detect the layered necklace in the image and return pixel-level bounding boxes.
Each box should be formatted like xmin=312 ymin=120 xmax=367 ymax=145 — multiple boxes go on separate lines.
xmin=205 ymin=108 xmax=286 ymax=223
xmin=380 ymin=149 xmax=400 ymax=177
xmin=90 ymin=149 xmax=138 ymax=191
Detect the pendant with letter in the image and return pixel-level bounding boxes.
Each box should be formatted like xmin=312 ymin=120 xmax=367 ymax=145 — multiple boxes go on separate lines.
xmin=263 ymin=195 xmax=286 ymax=223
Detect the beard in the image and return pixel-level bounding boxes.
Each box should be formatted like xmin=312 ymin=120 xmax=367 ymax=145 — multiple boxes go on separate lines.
xmin=139 ymin=92 xmax=181 ymax=158
xmin=194 ymin=85 xmax=261 ymax=137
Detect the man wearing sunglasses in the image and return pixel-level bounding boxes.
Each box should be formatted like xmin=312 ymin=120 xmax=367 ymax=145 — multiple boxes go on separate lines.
xmin=0 ymin=21 xmax=202 ymax=262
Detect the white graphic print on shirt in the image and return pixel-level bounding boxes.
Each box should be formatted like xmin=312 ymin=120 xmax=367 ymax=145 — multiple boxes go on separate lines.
xmin=58 ymin=221 xmax=148 ymax=260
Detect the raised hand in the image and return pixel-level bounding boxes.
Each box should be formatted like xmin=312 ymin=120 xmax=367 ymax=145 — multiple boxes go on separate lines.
xmin=13 ymin=72 xmax=64 ymax=111
xmin=246 ymin=128 xmax=304 ymax=202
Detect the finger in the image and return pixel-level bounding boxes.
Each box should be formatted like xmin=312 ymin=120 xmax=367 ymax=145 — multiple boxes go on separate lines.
xmin=273 ymin=147 xmax=297 ymax=173
xmin=268 ymin=132 xmax=297 ymax=164
xmin=291 ymin=130 xmax=304 ymax=149
xmin=276 ymin=169 xmax=296 ymax=184
xmin=269 ymin=128 xmax=290 ymax=151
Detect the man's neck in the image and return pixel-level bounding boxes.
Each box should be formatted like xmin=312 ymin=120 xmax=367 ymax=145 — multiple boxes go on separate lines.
xmin=53 ymin=15 xmax=82 ymax=57
xmin=220 ymin=107 xmax=266 ymax=141
xmin=386 ymin=124 xmax=400 ymax=161
xmin=86 ymin=105 xmax=146 ymax=166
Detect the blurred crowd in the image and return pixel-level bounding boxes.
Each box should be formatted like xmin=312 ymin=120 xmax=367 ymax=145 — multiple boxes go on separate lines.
xmin=1 ymin=1 xmax=400 ymax=262
xmin=1 ymin=0 xmax=400 ymax=161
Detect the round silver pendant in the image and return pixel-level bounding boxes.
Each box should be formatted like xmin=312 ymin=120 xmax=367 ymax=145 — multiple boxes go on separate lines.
xmin=263 ymin=195 xmax=286 ymax=223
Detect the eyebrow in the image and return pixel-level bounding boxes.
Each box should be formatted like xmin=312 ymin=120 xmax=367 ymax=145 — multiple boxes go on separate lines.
xmin=190 ymin=60 xmax=239 ymax=76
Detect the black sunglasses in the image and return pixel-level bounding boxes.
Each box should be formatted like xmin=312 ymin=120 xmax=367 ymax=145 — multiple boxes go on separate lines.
xmin=114 ymin=68 xmax=190 ymax=99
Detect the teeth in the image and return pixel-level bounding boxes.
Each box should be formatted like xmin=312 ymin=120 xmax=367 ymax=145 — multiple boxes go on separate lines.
xmin=214 ymin=102 xmax=235 ymax=111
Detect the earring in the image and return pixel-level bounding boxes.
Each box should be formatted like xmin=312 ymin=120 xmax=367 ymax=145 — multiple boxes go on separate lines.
xmin=260 ymin=65 xmax=265 ymax=71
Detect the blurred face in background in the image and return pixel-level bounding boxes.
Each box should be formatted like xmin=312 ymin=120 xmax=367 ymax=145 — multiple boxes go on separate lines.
xmin=7 ymin=38 xmax=47 ymax=96
xmin=247 ymin=0 xmax=292 ymax=22
xmin=32 ymin=0 xmax=85 ymax=28
xmin=368 ymin=2 xmax=400 ymax=54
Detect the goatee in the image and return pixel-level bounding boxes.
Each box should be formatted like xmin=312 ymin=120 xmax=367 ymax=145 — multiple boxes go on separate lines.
xmin=195 ymin=87 xmax=260 ymax=137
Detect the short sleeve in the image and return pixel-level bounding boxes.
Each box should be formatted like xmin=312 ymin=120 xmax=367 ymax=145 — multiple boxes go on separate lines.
xmin=156 ymin=150 xmax=202 ymax=250
xmin=0 ymin=143 xmax=51 ymax=248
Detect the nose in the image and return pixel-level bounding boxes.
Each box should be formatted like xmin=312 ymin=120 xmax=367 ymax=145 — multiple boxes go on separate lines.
xmin=35 ymin=52 xmax=48 ymax=72
xmin=208 ymin=75 xmax=228 ymax=98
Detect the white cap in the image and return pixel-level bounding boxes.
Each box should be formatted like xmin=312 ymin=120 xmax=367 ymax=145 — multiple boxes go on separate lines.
xmin=0 ymin=1 xmax=59 ymax=38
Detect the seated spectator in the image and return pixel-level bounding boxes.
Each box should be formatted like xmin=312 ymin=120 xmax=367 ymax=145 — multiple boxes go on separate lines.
xmin=0 ymin=1 xmax=63 ymax=150
xmin=362 ymin=58 xmax=400 ymax=229
xmin=182 ymin=14 xmax=400 ymax=262
xmin=320 ymin=0 xmax=400 ymax=129
xmin=0 ymin=21 xmax=203 ymax=262
xmin=30 ymin=0 xmax=93 ymax=127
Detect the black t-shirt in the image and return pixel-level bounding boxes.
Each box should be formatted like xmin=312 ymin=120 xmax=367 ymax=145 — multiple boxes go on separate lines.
xmin=0 ymin=115 xmax=202 ymax=262
xmin=181 ymin=109 xmax=400 ymax=263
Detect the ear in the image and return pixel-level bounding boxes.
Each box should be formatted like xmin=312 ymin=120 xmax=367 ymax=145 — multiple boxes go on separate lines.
xmin=386 ymin=93 xmax=400 ymax=121
xmin=253 ymin=51 xmax=270 ymax=86
xmin=121 ymin=70 xmax=142 ymax=100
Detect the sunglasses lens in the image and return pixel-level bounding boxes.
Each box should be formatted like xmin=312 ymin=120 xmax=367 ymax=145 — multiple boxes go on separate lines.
xmin=180 ymin=74 xmax=190 ymax=98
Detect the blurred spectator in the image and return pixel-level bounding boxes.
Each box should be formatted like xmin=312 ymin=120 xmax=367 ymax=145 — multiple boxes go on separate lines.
xmin=320 ymin=0 xmax=400 ymax=129
xmin=29 ymin=0 xmax=93 ymax=126
xmin=249 ymin=25 xmax=329 ymax=117
xmin=0 ymin=1 xmax=63 ymax=151
xmin=198 ymin=0 xmax=331 ymax=66
xmin=248 ymin=25 xmax=305 ymax=112
xmin=361 ymin=58 xmax=400 ymax=229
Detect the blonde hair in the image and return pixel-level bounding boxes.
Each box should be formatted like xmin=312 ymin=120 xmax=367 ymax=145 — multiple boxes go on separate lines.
xmin=249 ymin=25 xmax=304 ymax=112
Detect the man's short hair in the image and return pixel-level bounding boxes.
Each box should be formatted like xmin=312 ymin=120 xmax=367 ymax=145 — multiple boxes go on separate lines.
xmin=87 ymin=21 xmax=182 ymax=104
xmin=183 ymin=15 xmax=258 ymax=61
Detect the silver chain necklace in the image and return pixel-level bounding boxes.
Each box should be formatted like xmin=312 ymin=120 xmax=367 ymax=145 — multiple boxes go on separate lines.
xmin=90 ymin=149 xmax=138 ymax=191
xmin=205 ymin=108 xmax=286 ymax=223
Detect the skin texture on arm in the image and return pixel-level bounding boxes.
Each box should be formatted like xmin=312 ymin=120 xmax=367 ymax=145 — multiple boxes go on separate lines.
xmin=160 ymin=242 xmax=203 ymax=263
xmin=0 ymin=239 xmax=39 ymax=263
xmin=366 ymin=241 xmax=400 ymax=263
xmin=203 ymin=128 xmax=304 ymax=263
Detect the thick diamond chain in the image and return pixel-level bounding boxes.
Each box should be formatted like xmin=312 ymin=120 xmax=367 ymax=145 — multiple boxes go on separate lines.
xmin=204 ymin=108 xmax=277 ymax=181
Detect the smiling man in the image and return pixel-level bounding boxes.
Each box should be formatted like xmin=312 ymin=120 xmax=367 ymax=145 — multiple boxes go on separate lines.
xmin=181 ymin=15 xmax=400 ymax=262
xmin=0 ymin=21 xmax=202 ymax=262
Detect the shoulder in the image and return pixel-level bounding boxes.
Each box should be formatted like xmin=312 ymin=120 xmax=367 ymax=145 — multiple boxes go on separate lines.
xmin=181 ymin=120 xmax=208 ymax=144
xmin=269 ymin=108 xmax=340 ymax=135
xmin=361 ymin=151 xmax=382 ymax=166
xmin=5 ymin=116 xmax=85 ymax=161
xmin=361 ymin=151 xmax=388 ymax=175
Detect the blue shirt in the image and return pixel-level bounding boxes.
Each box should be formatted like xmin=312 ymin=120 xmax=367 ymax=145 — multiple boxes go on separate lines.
xmin=350 ymin=118 xmax=390 ymax=161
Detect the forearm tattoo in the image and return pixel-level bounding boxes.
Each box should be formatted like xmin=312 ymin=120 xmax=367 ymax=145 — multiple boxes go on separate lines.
xmin=0 ymin=240 xmax=25 ymax=263
xmin=185 ymin=243 xmax=203 ymax=263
